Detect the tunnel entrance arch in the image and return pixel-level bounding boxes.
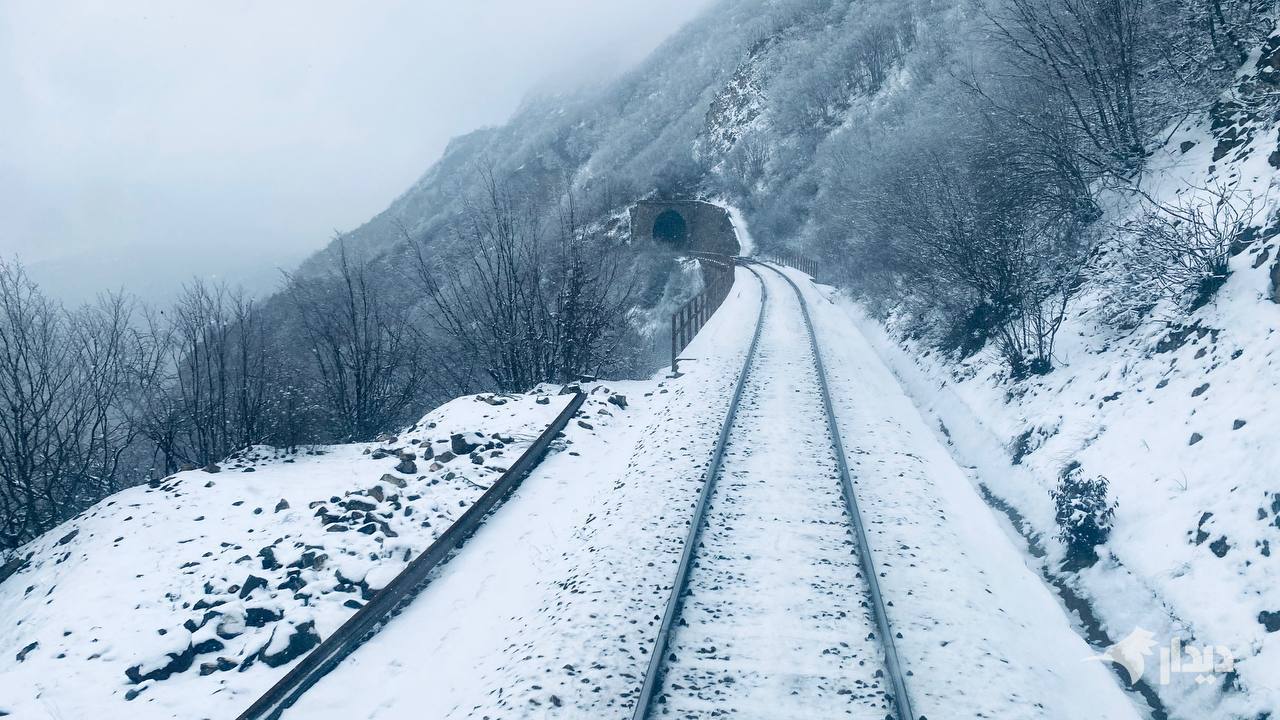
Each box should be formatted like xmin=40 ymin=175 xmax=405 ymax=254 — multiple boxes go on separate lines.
xmin=652 ymin=210 xmax=689 ymax=246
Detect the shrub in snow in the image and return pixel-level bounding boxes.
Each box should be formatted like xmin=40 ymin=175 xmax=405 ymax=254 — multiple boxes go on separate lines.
xmin=1115 ymin=183 xmax=1262 ymax=315
xmin=1052 ymin=463 xmax=1117 ymax=570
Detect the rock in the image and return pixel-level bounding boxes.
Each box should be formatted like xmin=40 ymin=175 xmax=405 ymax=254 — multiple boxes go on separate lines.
xmin=368 ymin=486 xmax=385 ymax=503
xmin=1260 ymin=611 xmax=1280 ymax=633
xmin=1233 ymin=419 xmax=1247 ymax=430
xmin=274 ymin=499 xmax=289 ymax=512
xmin=608 ymin=393 xmax=628 ymax=409
xmin=56 ymin=529 xmax=79 ymax=546
xmin=1191 ymin=383 xmax=1210 ymax=397
xmin=470 ymin=452 xmax=485 ymax=465
xmin=244 ymin=607 xmax=283 ymax=628
xmin=344 ymin=498 xmax=377 ymax=512
xmin=192 ymin=637 xmax=224 ymax=655
xmin=450 ymin=434 xmax=479 ymax=455
xmin=1209 ymin=536 xmax=1231 ymax=558
xmin=357 ymin=522 xmax=379 ymax=535
xmin=242 ymin=467 xmax=255 ymax=473
xmin=577 ymin=420 xmax=594 ymax=430
xmin=435 ymin=451 xmax=455 ymax=464
xmin=379 ymin=473 xmax=408 ymax=488
xmin=536 ymin=396 xmax=551 ymax=405
xmin=259 ymin=622 xmax=320 ymax=668
xmin=204 ymin=464 xmax=221 ymax=474
xmin=238 ymin=574 xmax=268 ymax=599
xmin=1193 ymin=512 xmax=1214 ymax=545
xmin=395 ymin=458 xmax=418 ymax=474
xmin=258 ymin=547 xmax=281 ymax=571
xmin=1271 ymin=259 xmax=1280 ymax=304
xmin=15 ymin=641 xmax=37 ymax=662
xmin=370 ymin=450 xmax=389 ymax=460
xmin=1189 ymin=432 xmax=1204 ymax=446
xmin=126 ymin=643 xmax=196 ymax=684
xmin=419 ymin=443 xmax=433 ymax=461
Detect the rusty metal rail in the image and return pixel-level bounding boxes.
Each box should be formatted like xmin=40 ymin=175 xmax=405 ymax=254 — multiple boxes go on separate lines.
xmin=237 ymin=390 xmax=588 ymax=720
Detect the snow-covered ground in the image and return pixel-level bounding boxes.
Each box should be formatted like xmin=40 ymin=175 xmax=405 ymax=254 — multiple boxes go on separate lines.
xmin=281 ymin=267 xmax=764 ymax=719
xmin=0 ymin=390 xmax=613 ymax=719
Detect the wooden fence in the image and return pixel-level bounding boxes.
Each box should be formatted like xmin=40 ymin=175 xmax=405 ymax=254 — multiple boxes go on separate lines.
xmin=670 ymin=257 xmax=735 ymax=371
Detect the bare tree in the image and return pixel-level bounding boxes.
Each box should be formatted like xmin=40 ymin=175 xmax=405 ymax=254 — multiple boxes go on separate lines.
xmin=287 ymin=239 xmax=428 ymax=441
xmin=413 ymin=171 xmax=638 ymax=391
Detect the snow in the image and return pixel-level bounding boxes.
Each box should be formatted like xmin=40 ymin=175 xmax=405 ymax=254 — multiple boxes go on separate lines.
xmin=0 ymin=391 xmax=593 ymax=719
xmin=655 ymin=270 xmax=889 ymax=718
xmin=280 ymin=267 xmax=764 ymax=719
xmin=707 ymin=199 xmax=756 ymax=257
xmin=817 ymin=88 xmax=1280 ymax=718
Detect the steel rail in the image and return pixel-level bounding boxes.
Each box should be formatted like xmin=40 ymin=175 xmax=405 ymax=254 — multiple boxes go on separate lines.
xmin=629 ymin=262 xmax=768 ymax=720
xmin=237 ymin=390 xmax=588 ymax=720
xmin=757 ymin=260 xmax=916 ymax=720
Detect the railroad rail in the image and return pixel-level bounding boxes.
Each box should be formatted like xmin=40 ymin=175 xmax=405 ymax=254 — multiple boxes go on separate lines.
xmin=630 ymin=260 xmax=915 ymax=720
xmin=236 ymin=391 xmax=587 ymax=720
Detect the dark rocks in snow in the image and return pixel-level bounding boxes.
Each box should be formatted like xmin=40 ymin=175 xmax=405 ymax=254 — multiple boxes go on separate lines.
xmin=258 ymin=621 xmax=321 ymax=668
xmin=56 ymin=529 xmax=79 ymax=546
xmin=1233 ymin=419 xmax=1247 ymax=430
xmin=395 ymin=457 xmax=418 ymax=475
xmin=1209 ymin=536 xmax=1231 ymax=558
xmin=203 ymin=464 xmax=221 ymax=474
xmin=198 ymin=657 xmax=237 ymax=675
xmin=450 ymin=433 xmax=479 ymax=455
xmin=15 ymin=641 xmax=37 ymax=662
xmin=608 ymin=393 xmax=628 ymax=409
xmin=258 ymin=547 xmax=281 ymax=571
xmin=238 ymin=574 xmax=268 ymax=599
xmin=274 ymin=499 xmax=289 ymax=513
xmin=126 ymin=644 xmax=195 ymax=684
xmin=370 ymin=450 xmax=389 ymax=460
xmin=536 ymin=396 xmax=551 ymax=405
xmin=1189 ymin=432 xmax=1204 ymax=446
xmin=1191 ymin=383 xmax=1210 ymax=397
xmin=1193 ymin=512 xmax=1214 ymax=545
xmin=245 ymin=607 xmax=283 ymax=628
xmin=379 ymin=473 xmax=408 ymax=488
xmin=1271 ymin=259 xmax=1280 ymax=304
xmin=577 ymin=420 xmax=594 ymax=430
xmin=1259 ymin=611 xmax=1280 ymax=633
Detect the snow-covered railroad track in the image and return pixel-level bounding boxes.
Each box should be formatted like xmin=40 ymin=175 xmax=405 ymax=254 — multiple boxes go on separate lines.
xmin=632 ymin=263 xmax=913 ymax=720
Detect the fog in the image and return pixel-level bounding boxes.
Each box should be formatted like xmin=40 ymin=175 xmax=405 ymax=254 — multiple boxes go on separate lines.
xmin=0 ymin=0 xmax=714 ymax=304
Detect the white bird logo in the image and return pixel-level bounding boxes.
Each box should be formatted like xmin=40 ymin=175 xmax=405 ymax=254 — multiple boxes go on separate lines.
xmin=1084 ymin=627 xmax=1157 ymax=685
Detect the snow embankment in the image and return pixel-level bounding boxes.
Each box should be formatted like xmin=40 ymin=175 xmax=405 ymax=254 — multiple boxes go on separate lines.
xmin=0 ymin=389 xmax=622 ymax=720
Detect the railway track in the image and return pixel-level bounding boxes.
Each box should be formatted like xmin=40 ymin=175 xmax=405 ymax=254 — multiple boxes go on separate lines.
xmin=631 ymin=262 xmax=914 ymax=720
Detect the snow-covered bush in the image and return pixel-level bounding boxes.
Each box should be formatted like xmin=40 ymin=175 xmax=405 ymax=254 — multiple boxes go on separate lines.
xmin=1116 ymin=183 xmax=1263 ymax=314
xmin=1051 ymin=463 xmax=1117 ymax=570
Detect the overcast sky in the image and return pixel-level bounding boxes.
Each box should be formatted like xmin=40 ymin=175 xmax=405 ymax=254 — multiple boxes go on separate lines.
xmin=0 ymin=0 xmax=713 ymax=304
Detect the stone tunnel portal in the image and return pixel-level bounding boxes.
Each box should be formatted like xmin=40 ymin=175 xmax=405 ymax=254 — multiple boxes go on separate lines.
xmin=630 ymin=200 xmax=740 ymax=257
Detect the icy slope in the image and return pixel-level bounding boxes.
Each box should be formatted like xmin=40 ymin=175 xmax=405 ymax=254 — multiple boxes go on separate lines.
xmin=0 ymin=390 xmax=620 ymax=720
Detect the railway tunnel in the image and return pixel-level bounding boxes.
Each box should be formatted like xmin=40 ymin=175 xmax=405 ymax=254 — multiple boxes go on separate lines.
xmin=629 ymin=200 xmax=740 ymax=256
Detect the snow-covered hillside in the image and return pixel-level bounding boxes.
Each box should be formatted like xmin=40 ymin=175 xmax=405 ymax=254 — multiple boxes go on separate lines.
xmin=0 ymin=390 xmax=625 ymax=718
xmin=834 ymin=42 xmax=1280 ymax=717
